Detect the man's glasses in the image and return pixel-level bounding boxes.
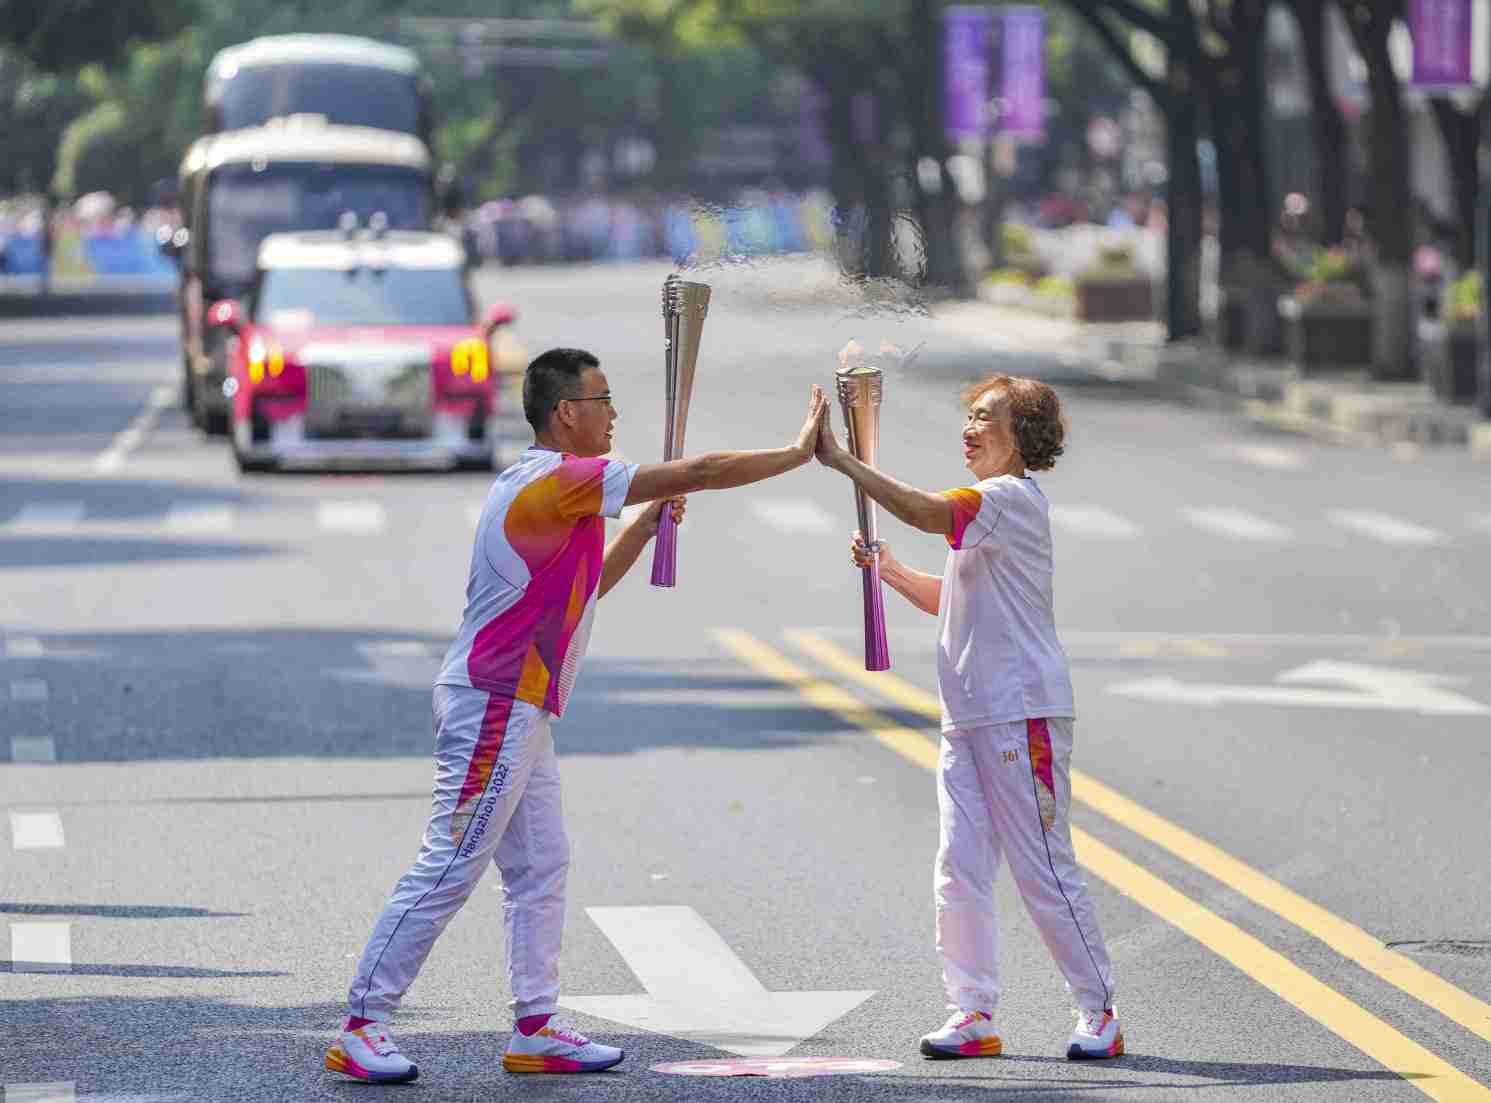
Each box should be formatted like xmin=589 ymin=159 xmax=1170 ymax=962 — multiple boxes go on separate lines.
xmin=563 ymin=393 xmax=614 ymax=408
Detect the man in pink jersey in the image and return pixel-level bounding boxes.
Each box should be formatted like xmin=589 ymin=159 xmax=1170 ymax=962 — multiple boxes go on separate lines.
xmin=816 ymin=373 xmax=1121 ymax=1063
xmin=327 ymin=348 xmax=828 ymax=1084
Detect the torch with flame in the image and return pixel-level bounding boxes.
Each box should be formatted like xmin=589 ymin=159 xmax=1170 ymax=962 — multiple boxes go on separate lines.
xmin=834 ymin=340 xmax=891 ymax=671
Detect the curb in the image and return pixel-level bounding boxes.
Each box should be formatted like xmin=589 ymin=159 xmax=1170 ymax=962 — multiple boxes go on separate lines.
xmin=0 ymin=290 xmax=175 ymax=318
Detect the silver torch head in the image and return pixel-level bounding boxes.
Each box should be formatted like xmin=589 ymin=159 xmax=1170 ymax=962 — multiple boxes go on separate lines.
xmin=834 ymin=364 xmax=884 ymax=543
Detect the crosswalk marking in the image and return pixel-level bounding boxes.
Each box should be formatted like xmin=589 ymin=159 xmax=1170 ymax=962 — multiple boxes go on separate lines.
xmin=317 ymin=500 xmax=386 ymax=534
xmin=1327 ymin=510 xmax=1446 ymax=547
xmin=1221 ymin=443 xmax=1306 ymax=471
xmin=1183 ymin=507 xmax=1294 ymax=544
xmin=1050 ymin=504 xmax=1141 ymax=540
xmin=10 ymin=921 xmax=72 ymax=973
xmin=164 ymin=504 xmax=236 ymax=535
xmin=748 ymin=499 xmax=835 ymax=535
xmin=10 ymin=810 xmax=64 ymax=850
xmin=9 ymin=680 xmax=49 ymax=702
xmin=3 ymin=502 xmax=84 ymax=532
xmin=9 ymin=736 xmax=56 ymax=763
xmin=2 ymin=1084 xmax=77 ymax=1103
xmin=4 ymin=638 xmax=44 ymax=659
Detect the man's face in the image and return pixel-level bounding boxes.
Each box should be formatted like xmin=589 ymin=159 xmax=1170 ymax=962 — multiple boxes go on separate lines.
xmin=562 ymin=366 xmax=616 ymax=457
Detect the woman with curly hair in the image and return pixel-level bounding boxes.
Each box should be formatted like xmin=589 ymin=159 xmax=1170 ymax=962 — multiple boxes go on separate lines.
xmin=815 ymin=373 xmax=1121 ymax=1063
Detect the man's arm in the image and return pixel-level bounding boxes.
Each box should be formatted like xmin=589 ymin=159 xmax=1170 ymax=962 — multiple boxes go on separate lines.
xmin=599 ymin=498 xmax=680 ymax=597
xmin=623 ymin=385 xmax=827 ymax=505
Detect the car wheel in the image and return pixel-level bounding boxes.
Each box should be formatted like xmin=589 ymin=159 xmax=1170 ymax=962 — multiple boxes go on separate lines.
xmin=202 ymin=406 xmax=230 ymax=436
xmin=232 ymin=438 xmax=272 ymax=473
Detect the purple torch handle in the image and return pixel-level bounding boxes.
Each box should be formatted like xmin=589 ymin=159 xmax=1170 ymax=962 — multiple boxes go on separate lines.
xmin=650 ymin=510 xmax=678 ymax=587
xmin=861 ymin=558 xmax=891 ymax=671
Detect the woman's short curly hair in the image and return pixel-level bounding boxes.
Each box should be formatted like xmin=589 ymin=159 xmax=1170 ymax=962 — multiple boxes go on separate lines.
xmin=960 ymin=374 xmax=1066 ymax=471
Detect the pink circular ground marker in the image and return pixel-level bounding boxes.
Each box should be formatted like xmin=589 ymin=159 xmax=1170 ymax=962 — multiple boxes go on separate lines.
xmin=651 ymin=1057 xmax=901 ymax=1078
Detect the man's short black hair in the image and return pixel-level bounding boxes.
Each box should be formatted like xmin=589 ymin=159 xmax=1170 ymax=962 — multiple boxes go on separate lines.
xmin=523 ymin=347 xmax=599 ymax=432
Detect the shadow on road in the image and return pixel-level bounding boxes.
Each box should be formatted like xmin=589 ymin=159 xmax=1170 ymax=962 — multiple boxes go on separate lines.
xmin=0 ymin=629 xmax=932 ymax=764
xmin=0 ymin=992 xmax=1414 ymax=1101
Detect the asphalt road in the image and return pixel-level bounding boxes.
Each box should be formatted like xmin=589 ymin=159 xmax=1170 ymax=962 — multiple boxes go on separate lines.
xmin=2 ymin=259 xmax=1490 ymax=1103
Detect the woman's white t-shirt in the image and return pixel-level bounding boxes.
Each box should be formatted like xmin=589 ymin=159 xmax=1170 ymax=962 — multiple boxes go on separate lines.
xmin=935 ymin=474 xmax=1075 ymax=732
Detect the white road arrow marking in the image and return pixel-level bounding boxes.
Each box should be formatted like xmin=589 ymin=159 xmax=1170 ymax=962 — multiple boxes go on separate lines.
xmin=561 ymin=906 xmax=874 ymax=1057
xmin=1108 ymin=661 xmax=1489 ymax=717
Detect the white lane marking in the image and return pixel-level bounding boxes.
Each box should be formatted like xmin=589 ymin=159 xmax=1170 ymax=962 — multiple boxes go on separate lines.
xmin=164 ymin=504 xmax=236 ymax=535
xmin=1182 ymin=507 xmax=1294 ymax=544
xmin=1327 ymin=510 xmax=1447 ymax=547
xmin=562 ymin=906 xmax=875 ymax=1058
xmin=1222 ymin=442 xmax=1305 ymax=471
xmin=10 ymin=922 xmax=72 ymax=972
xmin=10 ymin=736 xmax=56 ymax=763
xmin=3 ymin=1084 xmax=78 ymax=1103
xmin=9 ymin=679 xmax=49 ymax=702
xmin=1050 ymin=504 xmax=1142 ymax=540
xmin=317 ymin=500 xmax=386 ymax=534
xmin=94 ymin=384 xmax=176 ymax=474
xmin=10 ymin=811 xmax=65 ymax=850
xmin=748 ymin=499 xmax=835 ymax=535
xmin=358 ymin=640 xmax=434 ymax=660
xmin=1109 ymin=661 xmax=1489 ymax=716
xmin=4 ymin=637 xmax=44 ymax=659
xmin=3 ymin=502 xmax=85 ymax=532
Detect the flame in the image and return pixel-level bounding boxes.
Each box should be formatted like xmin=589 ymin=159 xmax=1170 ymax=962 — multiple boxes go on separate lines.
xmin=837 ymin=339 xmax=864 ymax=370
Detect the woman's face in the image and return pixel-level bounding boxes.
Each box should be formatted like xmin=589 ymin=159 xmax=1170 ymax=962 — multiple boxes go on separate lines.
xmin=962 ymin=389 xmax=1021 ymax=479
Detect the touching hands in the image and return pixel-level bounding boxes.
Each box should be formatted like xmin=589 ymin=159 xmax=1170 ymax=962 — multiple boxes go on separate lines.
xmin=793 ymin=385 xmax=830 ymax=463
xmin=815 ymin=405 xmax=847 ymax=470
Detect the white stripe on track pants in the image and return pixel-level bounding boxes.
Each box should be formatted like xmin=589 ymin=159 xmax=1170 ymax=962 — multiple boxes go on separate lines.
xmin=936 ymin=717 xmax=1115 ymax=1014
xmin=348 ymin=687 xmax=568 ymax=1021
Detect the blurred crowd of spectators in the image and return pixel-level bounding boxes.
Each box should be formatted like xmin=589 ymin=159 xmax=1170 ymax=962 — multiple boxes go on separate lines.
xmin=460 ymin=188 xmax=836 ymax=267
xmin=0 ymin=193 xmax=177 ymax=280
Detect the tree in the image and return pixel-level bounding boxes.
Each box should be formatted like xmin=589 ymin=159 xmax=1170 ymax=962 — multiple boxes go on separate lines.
xmin=0 ymin=0 xmax=195 ymax=73
xmin=1066 ymin=0 xmax=1206 ymax=340
xmin=1287 ymin=0 xmax=1348 ymax=244
xmin=1338 ymin=0 xmax=1414 ymax=379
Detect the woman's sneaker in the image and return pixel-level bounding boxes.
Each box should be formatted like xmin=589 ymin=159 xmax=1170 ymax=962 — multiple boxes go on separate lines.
xmin=502 ymin=1015 xmax=624 ymax=1073
xmin=325 ymin=1022 xmax=419 ymax=1083
xmin=1067 ymin=1007 xmax=1124 ymax=1059
xmin=919 ymin=1008 xmax=1002 ymax=1059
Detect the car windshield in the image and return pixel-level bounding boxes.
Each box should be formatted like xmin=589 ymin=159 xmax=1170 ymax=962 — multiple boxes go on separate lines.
xmin=206 ymin=164 xmax=428 ymax=286
xmin=213 ymin=64 xmax=422 ymax=135
xmin=252 ymin=265 xmax=470 ymax=328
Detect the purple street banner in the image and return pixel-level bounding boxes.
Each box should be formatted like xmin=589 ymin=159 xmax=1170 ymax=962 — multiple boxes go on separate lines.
xmin=944 ymin=6 xmax=994 ymax=143
xmin=1408 ymin=0 xmax=1473 ymax=88
xmin=1000 ymin=5 xmax=1045 ymax=140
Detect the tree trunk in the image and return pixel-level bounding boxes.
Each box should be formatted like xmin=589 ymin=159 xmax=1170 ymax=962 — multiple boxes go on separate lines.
xmin=1167 ymin=70 xmax=1204 ymax=340
xmin=1429 ymin=96 xmax=1483 ymax=270
xmin=907 ymin=0 xmax=969 ymax=292
xmin=1341 ymin=0 xmax=1415 ymax=379
xmin=1292 ymin=0 xmax=1349 ymax=244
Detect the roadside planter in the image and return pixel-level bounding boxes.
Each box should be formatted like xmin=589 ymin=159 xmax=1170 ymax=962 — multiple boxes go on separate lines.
xmin=1074 ymin=244 xmax=1153 ymax=323
xmin=1423 ymin=322 xmax=1479 ymax=404
xmin=1279 ymin=293 xmax=1373 ymax=373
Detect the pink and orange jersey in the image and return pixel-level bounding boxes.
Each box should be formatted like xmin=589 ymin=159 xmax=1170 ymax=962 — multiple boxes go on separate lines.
xmin=437 ymin=447 xmax=637 ymax=717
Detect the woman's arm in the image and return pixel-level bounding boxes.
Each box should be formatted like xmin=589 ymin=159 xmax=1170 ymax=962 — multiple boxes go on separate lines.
xmin=816 ymin=414 xmax=953 ymax=536
xmin=853 ymin=535 xmax=941 ymax=615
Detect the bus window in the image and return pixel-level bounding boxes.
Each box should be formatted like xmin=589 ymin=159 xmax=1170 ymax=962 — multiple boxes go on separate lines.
xmin=204 ymin=164 xmax=430 ymax=286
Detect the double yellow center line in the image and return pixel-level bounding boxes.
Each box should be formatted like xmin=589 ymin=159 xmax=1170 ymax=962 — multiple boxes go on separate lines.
xmin=715 ymin=627 xmax=1491 ymax=1103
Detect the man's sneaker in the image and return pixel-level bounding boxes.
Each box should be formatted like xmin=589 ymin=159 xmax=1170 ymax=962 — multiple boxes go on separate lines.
xmin=1067 ymin=1006 xmax=1124 ymax=1059
xmin=919 ymin=1008 xmax=1002 ymax=1059
xmin=502 ymin=1014 xmax=624 ymax=1073
xmin=325 ymin=1022 xmax=419 ymax=1083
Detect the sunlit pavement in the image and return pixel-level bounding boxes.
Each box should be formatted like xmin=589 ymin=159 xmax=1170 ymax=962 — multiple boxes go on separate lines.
xmin=2 ymin=259 xmax=1489 ymax=1102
